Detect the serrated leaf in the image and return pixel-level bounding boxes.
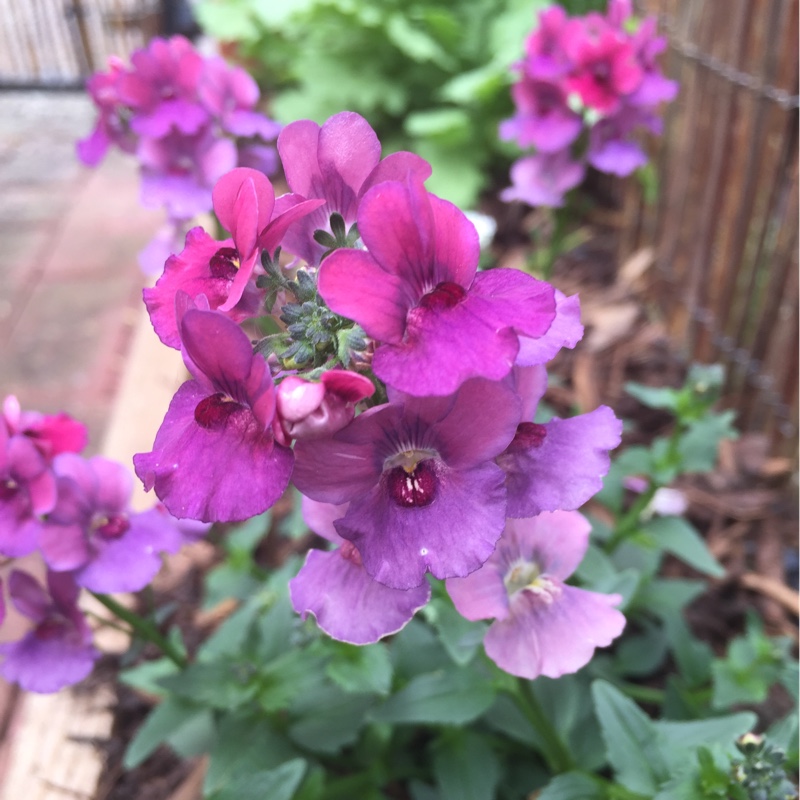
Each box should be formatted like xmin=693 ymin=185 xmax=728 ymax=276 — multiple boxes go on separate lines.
xmin=390 ymin=618 xmax=451 ymax=678
xmin=432 ymin=730 xmax=501 ymax=800
xmin=371 ymin=667 xmax=495 ymax=725
xmin=644 ymin=517 xmax=725 ymax=578
xmin=158 ymin=661 xmax=256 ymax=710
xmin=289 ymin=686 xmax=373 ymax=754
xmin=120 ymin=657 xmax=179 ymax=697
xmin=326 ymin=642 xmax=393 ymax=696
xmin=663 ymin=614 xmax=713 ymax=688
xmin=425 ymin=597 xmax=486 ymax=666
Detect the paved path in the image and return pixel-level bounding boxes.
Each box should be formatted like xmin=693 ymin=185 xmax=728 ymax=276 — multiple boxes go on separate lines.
xmin=0 ymin=91 xmax=162 ymax=449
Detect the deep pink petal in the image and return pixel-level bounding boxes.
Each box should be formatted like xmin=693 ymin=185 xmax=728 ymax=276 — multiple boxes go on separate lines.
xmin=318 ymin=249 xmax=411 ymax=343
xmin=277 ymin=119 xmax=321 ymax=198
xmin=318 ymin=111 xmax=381 ymax=198
xmin=429 ymin=193 xmax=480 ymax=288
xmin=358 ymin=151 xmax=432 ymax=197
xmin=212 ymin=168 xmax=275 ymax=249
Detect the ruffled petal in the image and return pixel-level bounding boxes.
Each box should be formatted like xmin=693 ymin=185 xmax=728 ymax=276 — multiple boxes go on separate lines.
xmin=516 ymin=291 xmax=583 ymax=365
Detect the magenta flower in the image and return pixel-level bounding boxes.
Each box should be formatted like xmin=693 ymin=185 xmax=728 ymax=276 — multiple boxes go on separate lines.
xmin=0 ymin=395 xmax=86 ymax=558
xmin=319 ymin=177 xmax=556 ymax=396
xmin=143 ymin=168 xmax=324 ymax=346
xmin=289 ymin=497 xmax=430 ymax=644
xmin=587 ymin=108 xmax=659 ymax=177
xmin=562 ymin=17 xmax=643 ymax=114
xmin=38 ymin=454 xmax=184 ymax=593
xmin=523 ymin=6 xmax=571 ymax=81
xmin=134 ymin=302 xmax=293 ymax=522
xmin=274 ymin=111 xmax=432 ymax=266
xmin=497 ymin=367 xmax=622 ymax=518
xmin=116 ymin=35 xmax=207 ymax=139
xmin=293 ymin=378 xmax=521 ymax=590
xmin=0 ymin=570 xmax=99 ymax=693
xmin=628 ymin=18 xmax=679 ymax=107
xmin=501 ymin=151 xmax=586 ymax=208
xmin=516 ymin=290 xmax=583 ymax=366
xmin=447 ymin=513 xmax=626 ymax=679
xmin=274 ymin=370 xmax=375 ymax=446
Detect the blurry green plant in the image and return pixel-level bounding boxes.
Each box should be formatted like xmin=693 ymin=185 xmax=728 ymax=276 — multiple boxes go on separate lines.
xmin=194 ymin=0 xmax=606 ymax=208
xmin=116 ymin=363 xmax=798 ymax=799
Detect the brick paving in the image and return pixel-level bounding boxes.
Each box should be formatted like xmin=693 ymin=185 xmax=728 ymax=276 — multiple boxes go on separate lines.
xmin=0 ymin=91 xmax=162 ymax=450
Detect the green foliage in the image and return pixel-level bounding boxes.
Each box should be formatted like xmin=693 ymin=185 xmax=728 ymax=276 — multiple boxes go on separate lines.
xmin=195 ymin=0 xmax=557 ymax=207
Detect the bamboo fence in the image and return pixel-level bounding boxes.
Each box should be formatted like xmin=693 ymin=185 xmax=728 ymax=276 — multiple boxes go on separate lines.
xmin=0 ymin=0 xmax=160 ymax=88
xmin=621 ymin=0 xmax=799 ymax=458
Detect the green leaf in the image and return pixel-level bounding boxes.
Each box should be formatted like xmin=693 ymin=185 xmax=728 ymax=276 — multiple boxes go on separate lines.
xmin=643 ymin=516 xmax=725 ymax=578
xmin=124 ymin=697 xmax=214 ymax=768
xmin=574 ymin=542 xmax=618 ymax=586
xmin=664 ymin=614 xmax=713 ymax=688
xmin=483 ymin=692 xmax=540 ymax=747
xmin=431 ymin=730 xmax=501 ymax=800
xmin=634 ymin=578 xmax=707 ymax=619
xmin=326 ymin=641 xmax=393 ymax=696
xmin=591 ymin=680 xmax=667 ymax=794
xmin=203 ymin=563 xmax=261 ymax=609
xmin=120 ymin=657 xmax=179 ymax=697
xmin=424 ymin=596 xmax=486 ymax=666
xmin=404 ymin=108 xmax=471 ymax=141
xmin=678 ymin=411 xmax=738 ymax=473
xmin=158 ymin=661 xmax=257 ymax=710
xmin=210 ymin=759 xmax=307 ymax=800
xmin=413 ymin=140 xmax=485 ymax=208
xmin=536 ymin=772 xmax=604 ymax=800
xmin=289 ymin=687 xmax=374 ymax=754
xmin=625 ymin=382 xmax=682 ymax=411
xmin=613 ymin=622 xmax=669 ymax=678
xmin=657 ymin=712 xmax=757 ymax=753
xmin=205 ymin=713 xmax=299 ymax=795
xmin=390 ymin=618 xmax=451 ymax=678
xmin=371 ymin=667 xmax=495 ymax=725
xmin=226 ymin=511 xmax=271 ymax=553
xmin=385 ymin=14 xmax=454 ymax=67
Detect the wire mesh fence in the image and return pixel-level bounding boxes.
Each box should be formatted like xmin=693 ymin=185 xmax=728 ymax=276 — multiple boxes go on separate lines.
xmin=621 ymin=0 xmax=799 ymax=459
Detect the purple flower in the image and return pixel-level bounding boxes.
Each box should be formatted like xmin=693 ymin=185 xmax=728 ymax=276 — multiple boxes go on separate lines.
xmin=319 ymin=177 xmax=556 ymax=396
xmin=274 ymin=370 xmax=375 ymax=446
xmin=138 ymin=218 xmax=193 ymax=277
xmin=38 ymin=454 xmax=184 ymax=593
xmin=274 ymin=111 xmax=432 ymax=266
xmin=447 ymin=513 xmax=626 ymax=679
xmin=500 ymin=80 xmax=582 ymax=153
xmin=587 ymin=107 xmax=662 ymax=176
xmin=289 ymin=497 xmax=430 ymax=644
xmin=0 ymin=570 xmax=99 ymax=693
xmin=292 ymin=378 xmax=521 ymax=590
xmin=523 ymin=6 xmax=571 ymax=81
xmin=501 ymin=151 xmax=586 ymax=208
xmin=516 ymin=289 xmax=583 ymax=366
xmin=116 ymin=36 xmax=208 ymax=139
xmin=134 ymin=302 xmax=293 ymax=522
xmin=628 ymin=18 xmax=679 ymax=107
xmin=497 ymin=367 xmax=622 ymax=518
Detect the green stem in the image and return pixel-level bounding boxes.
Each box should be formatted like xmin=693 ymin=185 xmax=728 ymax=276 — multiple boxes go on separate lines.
xmin=605 ymin=482 xmax=658 ymax=553
xmin=615 ymin=680 xmax=665 ymax=706
xmin=91 ymin=592 xmax=188 ymax=669
xmin=512 ymin=679 xmax=575 ymax=774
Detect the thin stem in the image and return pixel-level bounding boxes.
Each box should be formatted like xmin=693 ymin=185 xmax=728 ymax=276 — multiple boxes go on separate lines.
xmin=615 ymin=680 xmax=665 ymax=706
xmin=512 ymin=679 xmax=575 ymax=774
xmin=91 ymin=592 xmax=188 ymax=669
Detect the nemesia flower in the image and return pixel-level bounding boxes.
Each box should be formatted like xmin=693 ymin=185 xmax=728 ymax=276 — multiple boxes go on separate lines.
xmin=515 ymin=289 xmax=583 ymax=366
xmin=628 ymin=18 xmax=679 ymax=107
xmin=561 ymin=16 xmax=643 ymax=114
xmin=143 ymin=168 xmax=324 ymax=346
xmin=274 ymin=370 xmax=375 ymax=446
xmin=497 ymin=366 xmax=622 ymax=518
xmin=499 ymin=80 xmax=582 ymax=153
xmin=134 ymin=301 xmax=293 ymax=522
xmin=500 ymin=151 xmax=585 ymax=208
xmin=0 ymin=570 xmax=99 ymax=693
xmin=0 ymin=396 xmax=87 ymax=558
xmin=292 ymin=378 xmax=521 ymax=590
xmin=587 ymin=106 xmax=660 ymax=176
xmin=289 ymin=497 xmax=430 ymax=644
xmin=38 ymin=454 xmax=184 ymax=593
xmin=523 ymin=5 xmax=570 ymax=80
xmin=274 ymin=111 xmax=432 ymax=266
xmin=319 ymin=177 xmax=556 ymax=396
xmin=446 ymin=512 xmax=626 ymax=679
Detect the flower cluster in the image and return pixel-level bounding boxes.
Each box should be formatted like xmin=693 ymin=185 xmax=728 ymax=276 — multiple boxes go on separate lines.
xmin=500 ymin=0 xmax=677 ymax=207
xmin=77 ymin=35 xmax=282 ymax=275
xmin=136 ymin=110 xmax=626 ymax=679
xmin=0 ymin=396 xmax=197 ymax=692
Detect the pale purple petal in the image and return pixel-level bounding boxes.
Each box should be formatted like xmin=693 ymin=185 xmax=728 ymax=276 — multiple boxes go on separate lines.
xmin=484 ymin=584 xmax=625 ymax=679
xmin=301 ymin=496 xmax=347 ymax=545
xmin=8 ymin=570 xmax=49 ymax=621
xmin=318 ymin=111 xmax=381 ymax=202
xmin=289 ymin=548 xmax=430 ymax=644
xmin=39 ymin=521 xmax=90 ymax=571
xmin=446 ymin=562 xmax=509 ymax=622
xmin=335 ymin=461 xmax=507 ymax=590
xmin=512 ymin=365 xmax=549 ymax=421
xmin=516 ymin=291 xmax=583 ymax=365
xmin=500 ymin=406 xmax=623 ymax=518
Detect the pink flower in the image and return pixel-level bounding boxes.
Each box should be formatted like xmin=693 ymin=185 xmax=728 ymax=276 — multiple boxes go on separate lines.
xmin=447 ymin=513 xmax=626 ymax=679
xmin=501 ymin=151 xmax=585 ymax=208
